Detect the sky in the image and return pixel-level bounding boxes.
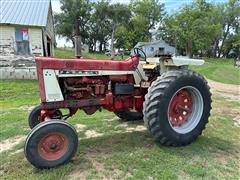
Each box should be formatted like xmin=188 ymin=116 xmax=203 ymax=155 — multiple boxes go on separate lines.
xmin=51 ymin=0 xmax=229 ymax=47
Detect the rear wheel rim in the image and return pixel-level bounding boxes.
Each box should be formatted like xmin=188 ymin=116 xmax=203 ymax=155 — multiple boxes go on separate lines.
xmin=38 ymin=132 xmax=69 ymax=161
xmin=168 ymin=86 xmax=203 ymax=134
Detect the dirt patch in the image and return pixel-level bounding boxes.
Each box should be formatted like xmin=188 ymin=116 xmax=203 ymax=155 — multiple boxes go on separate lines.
xmin=213 ymin=91 xmax=239 ymax=101
xmin=115 ymin=123 xmax=146 ymax=133
xmin=69 ymin=159 xmax=124 ymax=180
xmin=69 ymin=167 xmax=90 ymax=180
xmin=214 ymin=153 xmax=229 ymax=166
xmin=115 ymin=123 xmax=128 ymax=129
xmin=126 ymin=125 xmax=146 ymax=132
xmin=233 ymin=116 xmax=240 ymax=128
xmin=27 ymin=105 xmax=37 ymax=112
xmin=17 ymin=105 xmax=36 ymax=112
xmin=208 ymin=79 xmax=240 ymax=94
xmin=0 ymin=111 xmax=11 ymax=116
xmin=75 ymin=124 xmax=87 ymax=132
xmin=214 ymin=106 xmax=240 ymax=117
xmin=84 ymin=130 xmax=103 ymax=138
xmin=178 ymin=171 xmax=191 ymax=180
xmin=104 ymin=116 xmax=119 ymax=122
xmin=213 ymin=103 xmax=240 ymax=128
xmin=10 ymin=149 xmax=23 ymax=155
xmin=82 ymin=124 xmax=146 ymax=140
xmin=0 ymin=135 xmax=25 ymax=153
xmin=208 ymin=79 xmax=240 ymax=101
xmin=209 ymin=79 xmax=239 ymax=128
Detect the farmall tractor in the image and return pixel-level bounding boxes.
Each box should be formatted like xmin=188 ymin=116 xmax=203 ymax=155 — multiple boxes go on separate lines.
xmin=25 ymin=49 xmax=212 ymax=168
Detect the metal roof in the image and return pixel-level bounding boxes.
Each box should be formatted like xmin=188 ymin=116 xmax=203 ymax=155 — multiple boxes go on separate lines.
xmin=0 ymin=0 xmax=51 ymax=27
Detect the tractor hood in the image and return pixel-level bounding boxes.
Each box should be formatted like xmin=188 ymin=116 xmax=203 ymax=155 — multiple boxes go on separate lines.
xmin=35 ymin=56 xmax=139 ymax=71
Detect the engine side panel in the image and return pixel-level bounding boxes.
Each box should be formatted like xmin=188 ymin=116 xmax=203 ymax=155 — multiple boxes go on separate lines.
xmin=43 ymin=69 xmax=64 ymax=102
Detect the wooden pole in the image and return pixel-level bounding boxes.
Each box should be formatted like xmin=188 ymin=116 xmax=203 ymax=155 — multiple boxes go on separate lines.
xmin=110 ymin=24 xmax=116 ymax=59
xmin=75 ymin=18 xmax=82 ymax=58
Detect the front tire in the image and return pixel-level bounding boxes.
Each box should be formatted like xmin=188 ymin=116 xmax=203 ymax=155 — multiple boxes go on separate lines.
xmin=24 ymin=120 xmax=78 ymax=169
xmin=143 ymin=70 xmax=212 ymax=146
xmin=28 ymin=105 xmax=41 ymax=129
xmin=28 ymin=105 xmax=63 ymax=129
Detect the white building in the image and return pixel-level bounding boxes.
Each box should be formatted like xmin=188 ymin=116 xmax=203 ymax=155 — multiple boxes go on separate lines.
xmin=0 ymin=0 xmax=55 ymax=57
xmin=135 ymin=40 xmax=177 ymax=57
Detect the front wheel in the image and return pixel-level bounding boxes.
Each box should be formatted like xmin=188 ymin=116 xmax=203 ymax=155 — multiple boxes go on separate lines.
xmin=143 ymin=70 xmax=212 ymax=146
xmin=28 ymin=105 xmax=63 ymax=129
xmin=24 ymin=120 xmax=78 ymax=169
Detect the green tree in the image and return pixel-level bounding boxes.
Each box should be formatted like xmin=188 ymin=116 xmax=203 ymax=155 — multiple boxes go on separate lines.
xmin=54 ymin=0 xmax=92 ymax=48
xmin=219 ymin=0 xmax=240 ymax=57
xmin=115 ymin=15 xmax=150 ymax=49
xmin=107 ymin=3 xmax=131 ymax=58
xmin=116 ymin=0 xmax=165 ymax=50
xmin=54 ymin=13 xmax=75 ymax=46
xmin=158 ymin=0 xmax=223 ymax=57
xmin=208 ymin=4 xmax=225 ymax=57
xmin=88 ymin=0 xmax=111 ymax=52
xmin=158 ymin=0 xmax=239 ymax=58
xmin=130 ymin=0 xmax=165 ymax=30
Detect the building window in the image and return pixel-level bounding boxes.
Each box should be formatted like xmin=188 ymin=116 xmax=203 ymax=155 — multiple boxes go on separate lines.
xmin=15 ymin=28 xmax=30 ymax=55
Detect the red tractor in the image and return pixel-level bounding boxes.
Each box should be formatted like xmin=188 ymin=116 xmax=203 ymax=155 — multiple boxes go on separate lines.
xmin=25 ymin=49 xmax=212 ymax=168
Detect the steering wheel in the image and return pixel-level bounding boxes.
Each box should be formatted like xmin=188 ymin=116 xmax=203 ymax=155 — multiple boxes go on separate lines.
xmin=132 ymin=48 xmax=147 ymax=62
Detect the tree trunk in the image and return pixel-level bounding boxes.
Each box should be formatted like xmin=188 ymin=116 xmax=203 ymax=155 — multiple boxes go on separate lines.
xmin=103 ymin=42 xmax=107 ymax=51
xmin=93 ymin=40 xmax=97 ymax=52
xmin=186 ymin=41 xmax=193 ymax=58
xmin=223 ymin=44 xmax=233 ymax=58
xmin=224 ymin=49 xmax=231 ymax=58
xmin=71 ymin=38 xmax=75 ymax=48
xmin=218 ymin=24 xmax=230 ymax=58
xmin=99 ymin=42 xmax=103 ymax=52
xmin=89 ymin=41 xmax=93 ymax=52
xmin=110 ymin=24 xmax=116 ymax=59
xmin=212 ymin=39 xmax=219 ymax=58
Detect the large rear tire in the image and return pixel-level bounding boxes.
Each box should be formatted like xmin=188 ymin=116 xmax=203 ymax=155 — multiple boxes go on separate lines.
xmin=114 ymin=109 xmax=143 ymax=121
xmin=143 ymin=70 xmax=212 ymax=146
xmin=24 ymin=120 xmax=78 ymax=169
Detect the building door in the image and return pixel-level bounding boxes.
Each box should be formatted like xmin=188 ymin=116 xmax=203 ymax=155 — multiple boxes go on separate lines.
xmin=46 ymin=36 xmax=52 ymax=57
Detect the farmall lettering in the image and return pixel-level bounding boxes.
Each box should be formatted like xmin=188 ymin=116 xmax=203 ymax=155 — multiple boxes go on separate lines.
xmin=59 ymin=70 xmax=99 ymax=75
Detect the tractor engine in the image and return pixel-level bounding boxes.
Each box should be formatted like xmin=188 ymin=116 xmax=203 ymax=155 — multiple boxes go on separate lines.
xmin=60 ymin=75 xmax=144 ymax=115
xmin=63 ymin=77 xmax=107 ymax=100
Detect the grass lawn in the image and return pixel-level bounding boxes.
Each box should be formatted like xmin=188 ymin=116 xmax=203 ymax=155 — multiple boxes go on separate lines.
xmin=190 ymin=58 xmax=240 ymax=85
xmin=0 ymin=80 xmax=240 ymax=179
xmin=54 ymin=48 xmax=128 ymax=60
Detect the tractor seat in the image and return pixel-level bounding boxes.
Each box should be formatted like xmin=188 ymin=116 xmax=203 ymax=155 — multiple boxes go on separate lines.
xmin=35 ymin=56 xmax=139 ymax=71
